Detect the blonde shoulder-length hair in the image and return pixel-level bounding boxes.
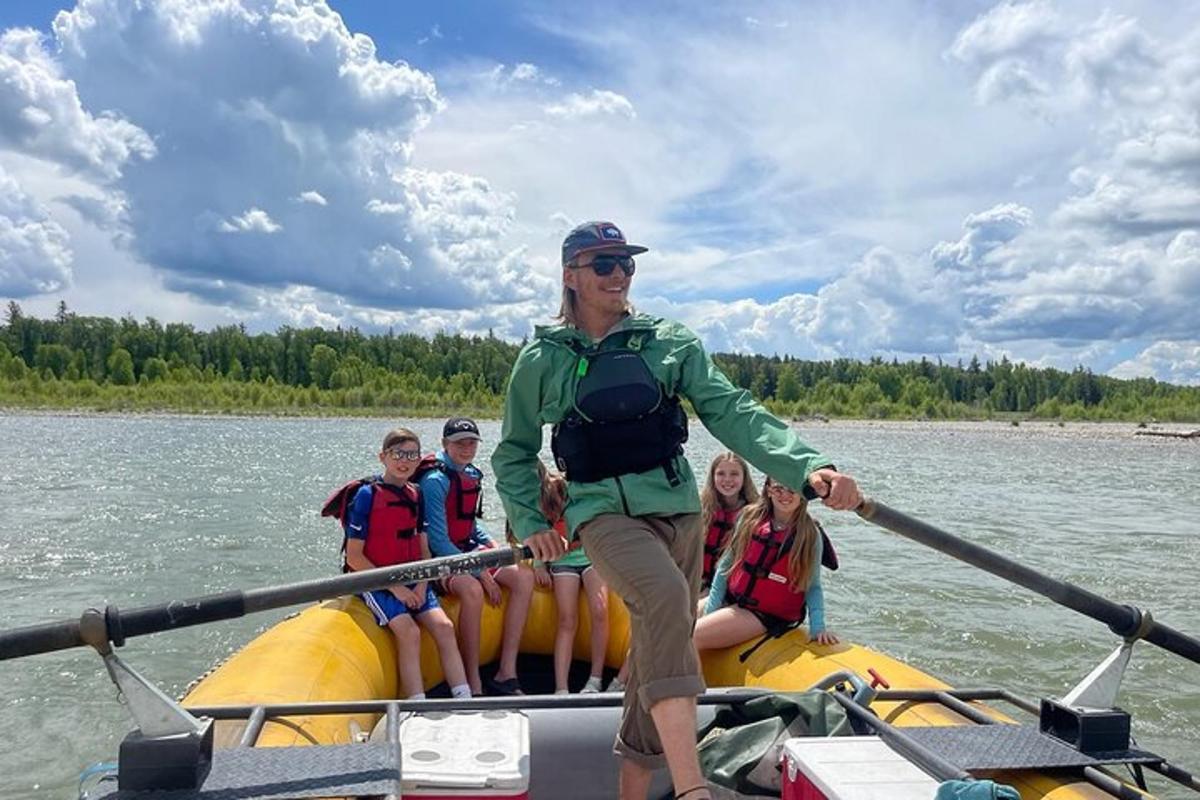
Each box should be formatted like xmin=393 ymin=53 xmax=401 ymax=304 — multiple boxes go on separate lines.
xmin=722 ymin=477 xmax=819 ymax=592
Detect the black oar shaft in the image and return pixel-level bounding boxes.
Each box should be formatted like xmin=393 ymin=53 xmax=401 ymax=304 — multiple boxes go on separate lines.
xmin=0 ymin=546 xmax=530 ymax=661
xmin=857 ymin=499 xmax=1200 ymax=665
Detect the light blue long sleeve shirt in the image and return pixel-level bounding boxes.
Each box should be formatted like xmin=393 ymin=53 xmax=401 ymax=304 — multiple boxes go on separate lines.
xmin=418 ymin=451 xmax=493 ymax=560
xmin=704 ymin=530 xmax=826 ymax=633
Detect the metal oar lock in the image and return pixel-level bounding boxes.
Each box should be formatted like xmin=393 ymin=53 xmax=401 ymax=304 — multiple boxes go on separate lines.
xmin=79 ymin=607 xmax=216 ymax=791
xmin=0 ymin=545 xmax=532 ymax=792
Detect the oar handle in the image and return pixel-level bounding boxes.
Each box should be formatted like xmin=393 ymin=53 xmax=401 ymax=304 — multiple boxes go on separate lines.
xmin=856 ymin=498 xmax=1200 ymax=666
xmin=0 ymin=545 xmax=532 ymax=661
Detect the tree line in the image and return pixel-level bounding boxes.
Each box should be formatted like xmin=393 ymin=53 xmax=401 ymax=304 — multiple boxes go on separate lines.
xmin=2 ymin=302 xmax=1197 ymax=421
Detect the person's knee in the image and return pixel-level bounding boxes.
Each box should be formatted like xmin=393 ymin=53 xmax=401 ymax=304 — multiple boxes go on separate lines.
xmin=557 ymin=603 xmax=578 ymax=631
xmin=654 ymin=571 xmax=694 ymax=622
xmin=509 ymin=565 xmax=534 ymax=595
xmin=589 ymin=593 xmax=608 ymax=623
xmin=428 ymin=614 xmax=456 ymax=641
xmin=455 ymin=577 xmax=483 ymax=606
xmin=391 ymin=617 xmax=421 ymax=648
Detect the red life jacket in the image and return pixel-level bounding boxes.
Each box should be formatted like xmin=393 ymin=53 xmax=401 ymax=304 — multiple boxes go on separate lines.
xmin=726 ymin=520 xmax=810 ymax=621
xmin=321 ymin=477 xmax=421 ymax=569
xmin=702 ymin=506 xmax=740 ymax=587
xmin=414 ymin=454 xmax=483 ymax=548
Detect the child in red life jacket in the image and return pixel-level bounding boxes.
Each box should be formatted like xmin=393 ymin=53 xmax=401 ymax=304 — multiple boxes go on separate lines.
xmin=342 ymin=428 xmax=472 ymax=700
xmin=529 ymin=463 xmax=610 ymax=695
xmin=698 ymin=451 xmax=760 ymax=606
xmin=418 ymin=418 xmax=535 ymax=696
xmin=694 ymin=476 xmax=840 ymax=651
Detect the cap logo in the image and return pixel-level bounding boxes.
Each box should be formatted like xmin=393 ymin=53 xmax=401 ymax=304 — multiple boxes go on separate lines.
xmin=600 ymin=225 xmax=623 ymax=240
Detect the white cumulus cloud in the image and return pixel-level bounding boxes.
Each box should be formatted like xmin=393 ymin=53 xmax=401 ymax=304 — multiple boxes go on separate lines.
xmin=544 ymin=89 xmax=636 ymax=119
xmin=1110 ymin=341 xmax=1200 ymax=386
xmin=219 ymin=207 xmax=282 ymax=234
xmin=0 ymin=27 xmax=154 ymax=181
xmin=0 ymin=164 xmax=73 ymax=296
xmin=0 ymin=0 xmax=538 ymax=312
xmin=296 ymin=190 xmax=327 ymax=205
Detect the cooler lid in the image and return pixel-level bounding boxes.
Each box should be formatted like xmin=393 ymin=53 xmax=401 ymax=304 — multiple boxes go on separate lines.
xmin=782 ymin=736 xmax=940 ymax=800
xmin=401 ymin=710 xmax=530 ymax=791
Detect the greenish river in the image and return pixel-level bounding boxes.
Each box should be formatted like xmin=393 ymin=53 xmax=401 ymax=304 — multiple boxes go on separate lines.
xmin=0 ymin=414 xmax=1197 ymax=799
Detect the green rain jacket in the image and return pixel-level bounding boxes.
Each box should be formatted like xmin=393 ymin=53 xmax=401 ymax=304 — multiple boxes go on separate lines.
xmin=492 ymin=313 xmax=835 ymax=542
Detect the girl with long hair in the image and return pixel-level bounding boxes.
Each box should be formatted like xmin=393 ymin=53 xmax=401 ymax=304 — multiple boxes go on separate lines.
xmin=694 ymin=476 xmax=839 ymax=651
xmin=698 ymin=452 xmax=759 ymax=599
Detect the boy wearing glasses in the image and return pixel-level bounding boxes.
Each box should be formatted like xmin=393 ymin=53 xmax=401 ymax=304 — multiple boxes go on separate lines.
xmin=419 ymin=418 xmax=535 ymax=696
xmin=494 ymin=221 xmax=861 ymax=800
xmin=342 ymin=428 xmax=472 ymax=701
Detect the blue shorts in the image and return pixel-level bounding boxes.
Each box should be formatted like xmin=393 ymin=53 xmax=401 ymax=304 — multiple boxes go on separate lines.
xmin=361 ymin=585 xmax=439 ymax=625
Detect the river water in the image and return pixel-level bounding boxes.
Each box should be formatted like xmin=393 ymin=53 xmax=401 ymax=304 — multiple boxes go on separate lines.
xmin=0 ymin=414 xmax=1197 ymax=799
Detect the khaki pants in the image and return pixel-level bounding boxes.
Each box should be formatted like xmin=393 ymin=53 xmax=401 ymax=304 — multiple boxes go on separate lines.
xmin=577 ymin=512 xmax=705 ymax=768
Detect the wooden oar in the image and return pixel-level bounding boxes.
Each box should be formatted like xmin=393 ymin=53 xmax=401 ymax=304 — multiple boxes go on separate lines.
xmin=856 ymin=498 xmax=1200 ymax=665
xmin=0 ymin=545 xmax=532 ymax=661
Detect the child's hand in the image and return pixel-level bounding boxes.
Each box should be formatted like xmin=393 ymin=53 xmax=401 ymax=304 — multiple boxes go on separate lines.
xmin=392 ymin=586 xmax=420 ymax=608
xmin=810 ymin=630 xmax=840 ymax=646
xmin=534 ymin=565 xmax=552 ymax=588
xmin=480 ymin=571 xmax=502 ymax=606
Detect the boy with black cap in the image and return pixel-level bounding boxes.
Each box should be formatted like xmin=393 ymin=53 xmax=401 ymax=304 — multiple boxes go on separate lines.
xmin=419 ymin=417 xmax=534 ymax=696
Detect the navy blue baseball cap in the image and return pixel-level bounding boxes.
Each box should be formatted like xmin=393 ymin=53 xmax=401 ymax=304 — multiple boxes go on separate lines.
xmin=562 ymin=221 xmax=649 ymax=266
xmin=443 ymin=417 xmax=482 ymax=442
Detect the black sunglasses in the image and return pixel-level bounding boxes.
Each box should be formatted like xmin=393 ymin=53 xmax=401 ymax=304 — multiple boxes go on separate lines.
xmin=573 ymin=254 xmax=636 ymax=277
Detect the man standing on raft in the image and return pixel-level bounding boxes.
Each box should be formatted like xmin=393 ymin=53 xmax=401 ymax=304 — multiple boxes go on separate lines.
xmin=493 ymin=221 xmax=862 ymax=800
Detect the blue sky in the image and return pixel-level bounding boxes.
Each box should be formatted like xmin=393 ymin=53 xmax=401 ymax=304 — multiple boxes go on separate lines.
xmin=1 ymin=0 xmax=1198 ymax=384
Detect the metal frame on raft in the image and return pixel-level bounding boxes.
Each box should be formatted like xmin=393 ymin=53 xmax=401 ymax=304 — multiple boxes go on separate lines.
xmin=0 ymin=499 xmax=1197 ymax=798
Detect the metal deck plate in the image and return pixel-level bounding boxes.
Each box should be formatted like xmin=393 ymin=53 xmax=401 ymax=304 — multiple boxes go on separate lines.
xmin=92 ymin=743 xmax=399 ymax=800
xmin=903 ymin=724 xmax=1161 ymax=770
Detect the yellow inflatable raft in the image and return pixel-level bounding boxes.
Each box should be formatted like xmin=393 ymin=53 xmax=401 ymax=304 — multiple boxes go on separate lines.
xmin=182 ymin=586 xmax=1142 ymax=800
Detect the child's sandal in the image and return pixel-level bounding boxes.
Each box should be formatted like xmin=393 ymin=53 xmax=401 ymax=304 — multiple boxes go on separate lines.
xmin=675 ymin=785 xmax=711 ymax=800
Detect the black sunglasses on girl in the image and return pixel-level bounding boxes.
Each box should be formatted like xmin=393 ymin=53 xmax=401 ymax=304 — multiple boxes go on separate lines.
xmin=573 ymin=254 xmax=636 ymax=276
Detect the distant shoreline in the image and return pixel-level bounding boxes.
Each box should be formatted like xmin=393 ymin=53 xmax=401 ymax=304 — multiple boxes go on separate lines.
xmin=794 ymin=418 xmax=1199 ymax=442
xmin=3 ymin=406 xmax=1195 ymax=442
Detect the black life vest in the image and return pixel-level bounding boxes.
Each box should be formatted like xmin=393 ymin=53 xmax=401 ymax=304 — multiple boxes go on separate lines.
xmin=413 ymin=454 xmax=483 ymax=548
xmin=551 ymin=333 xmax=688 ymax=485
xmin=702 ymin=506 xmax=740 ymax=588
xmin=321 ymin=477 xmax=421 ymax=570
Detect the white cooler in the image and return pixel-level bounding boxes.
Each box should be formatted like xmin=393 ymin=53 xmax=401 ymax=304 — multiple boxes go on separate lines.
xmin=400 ymin=710 xmax=530 ymax=799
xmin=781 ymin=736 xmax=941 ymax=800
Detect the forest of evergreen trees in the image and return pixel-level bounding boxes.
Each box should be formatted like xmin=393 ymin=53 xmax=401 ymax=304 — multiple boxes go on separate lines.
xmin=2 ymin=302 xmax=1197 ymax=421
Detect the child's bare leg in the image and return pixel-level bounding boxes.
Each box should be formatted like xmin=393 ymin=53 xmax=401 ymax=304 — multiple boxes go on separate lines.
xmin=386 ymin=614 xmax=424 ymax=698
xmin=493 ymin=563 xmax=533 ymax=681
xmin=582 ymin=568 xmax=609 ymax=679
xmin=692 ymin=606 xmax=765 ymax=652
xmin=551 ymin=573 xmax=580 ymax=692
xmin=418 ymin=607 xmax=468 ymax=691
xmin=448 ymin=574 xmax=484 ymax=693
